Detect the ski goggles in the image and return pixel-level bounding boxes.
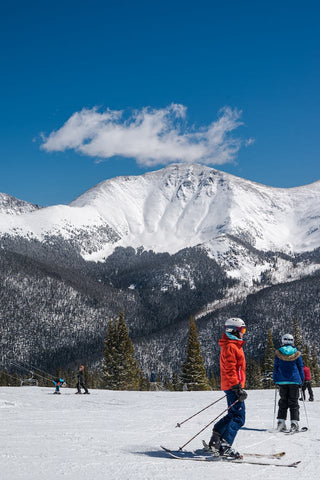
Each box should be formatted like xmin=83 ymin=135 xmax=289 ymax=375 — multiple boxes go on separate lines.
xmin=226 ymin=325 xmax=246 ymax=334
xmin=237 ymin=326 xmax=246 ymax=334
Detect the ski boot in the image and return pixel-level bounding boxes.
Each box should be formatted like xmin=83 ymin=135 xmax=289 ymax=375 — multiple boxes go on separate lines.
xmin=290 ymin=420 xmax=299 ymax=432
xmin=219 ymin=440 xmax=242 ymax=459
xmin=277 ymin=419 xmax=287 ymax=432
xmin=207 ymin=430 xmax=221 ymax=456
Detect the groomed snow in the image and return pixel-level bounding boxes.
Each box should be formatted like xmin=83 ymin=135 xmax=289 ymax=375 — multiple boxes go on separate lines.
xmin=0 ymin=386 xmax=319 ymax=479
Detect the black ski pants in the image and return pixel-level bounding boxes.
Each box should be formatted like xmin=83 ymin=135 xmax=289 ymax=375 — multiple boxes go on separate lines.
xmin=77 ymin=380 xmax=88 ymax=393
xmin=277 ymin=384 xmax=300 ymax=421
xmin=301 ymin=380 xmax=314 ymax=401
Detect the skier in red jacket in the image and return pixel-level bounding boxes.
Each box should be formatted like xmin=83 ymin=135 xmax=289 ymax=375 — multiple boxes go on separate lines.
xmin=300 ymin=365 xmax=314 ymax=401
xmin=206 ymin=318 xmax=247 ymax=459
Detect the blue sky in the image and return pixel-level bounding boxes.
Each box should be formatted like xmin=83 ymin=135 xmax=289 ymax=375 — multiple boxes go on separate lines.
xmin=1 ymin=0 xmax=320 ymax=205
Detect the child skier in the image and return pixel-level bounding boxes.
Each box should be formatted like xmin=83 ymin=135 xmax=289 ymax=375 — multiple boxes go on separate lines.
xmin=52 ymin=377 xmax=65 ymax=394
xmin=273 ymin=333 xmax=304 ymax=432
xmin=207 ymin=317 xmax=247 ymax=459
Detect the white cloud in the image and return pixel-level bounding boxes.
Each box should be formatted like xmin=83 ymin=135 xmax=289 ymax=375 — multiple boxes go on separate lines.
xmin=41 ymin=104 xmax=252 ymax=166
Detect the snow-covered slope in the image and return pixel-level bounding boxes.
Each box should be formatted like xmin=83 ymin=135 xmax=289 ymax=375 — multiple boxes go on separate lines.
xmin=0 ymin=386 xmax=318 ymax=480
xmin=1 ymin=163 xmax=320 ymax=261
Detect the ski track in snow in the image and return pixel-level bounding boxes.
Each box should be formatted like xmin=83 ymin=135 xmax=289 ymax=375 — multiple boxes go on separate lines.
xmin=0 ymin=387 xmax=319 ymax=480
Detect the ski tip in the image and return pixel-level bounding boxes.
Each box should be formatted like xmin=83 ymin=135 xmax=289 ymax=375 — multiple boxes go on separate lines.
xmin=161 ymin=445 xmax=181 ymax=453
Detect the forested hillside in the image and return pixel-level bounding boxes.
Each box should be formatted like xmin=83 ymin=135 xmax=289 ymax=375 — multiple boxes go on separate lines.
xmin=134 ymin=271 xmax=320 ymax=377
xmin=0 ymin=241 xmax=233 ymax=373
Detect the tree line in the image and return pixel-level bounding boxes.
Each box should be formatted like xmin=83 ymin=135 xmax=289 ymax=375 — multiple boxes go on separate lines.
xmin=2 ymin=314 xmax=319 ymax=391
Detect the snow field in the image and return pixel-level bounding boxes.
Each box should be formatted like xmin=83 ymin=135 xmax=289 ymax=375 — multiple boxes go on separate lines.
xmin=0 ymin=387 xmax=319 ymax=480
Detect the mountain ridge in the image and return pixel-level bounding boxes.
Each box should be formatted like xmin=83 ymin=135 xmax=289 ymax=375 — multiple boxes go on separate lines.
xmin=0 ymin=192 xmax=41 ymax=215
xmin=1 ymin=163 xmax=320 ymax=262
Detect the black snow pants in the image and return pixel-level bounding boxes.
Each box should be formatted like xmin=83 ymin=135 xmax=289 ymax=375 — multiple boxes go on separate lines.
xmin=77 ymin=380 xmax=88 ymax=393
xmin=277 ymin=384 xmax=300 ymax=421
xmin=301 ymin=380 xmax=314 ymax=401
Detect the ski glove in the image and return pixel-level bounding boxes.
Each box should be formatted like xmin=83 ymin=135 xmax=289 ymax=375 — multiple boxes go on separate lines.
xmin=231 ymin=383 xmax=248 ymax=402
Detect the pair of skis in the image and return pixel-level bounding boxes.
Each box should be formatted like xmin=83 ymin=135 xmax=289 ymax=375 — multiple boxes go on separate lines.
xmin=160 ymin=445 xmax=301 ymax=468
xmin=268 ymin=426 xmax=308 ymax=435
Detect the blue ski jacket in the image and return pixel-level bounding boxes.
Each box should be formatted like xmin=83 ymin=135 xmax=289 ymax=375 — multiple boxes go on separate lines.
xmin=273 ymin=345 xmax=304 ymax=385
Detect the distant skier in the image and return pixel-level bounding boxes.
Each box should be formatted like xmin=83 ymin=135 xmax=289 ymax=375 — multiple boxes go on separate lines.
xmin=300 ymin=365 xmax=314 ymax=402
xmin=150 ymin=371 xmax=157 ymax=390
xmin=273 ymin=333 xmax=304 ymax=432
xmin=53 ymin=377 xmax=65 ymax=394
xmin=76 ymin=365 xmax=89 ymax=394
xmin=206 ymin=317 xmax=247 ymax=459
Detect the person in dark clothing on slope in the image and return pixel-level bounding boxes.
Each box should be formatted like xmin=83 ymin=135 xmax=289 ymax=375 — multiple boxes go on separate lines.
xmin=150 ymin=371 xmax=157 ymax=391
xmin=300 ymin=365 xmax=314 ymax=402
xmin=76 ymin=365 xmax=90 ymax=394
xmin=207 ymin=317 xmax=247 ymax=459
xmin=273 ymin=333 xmax=304 ymax=432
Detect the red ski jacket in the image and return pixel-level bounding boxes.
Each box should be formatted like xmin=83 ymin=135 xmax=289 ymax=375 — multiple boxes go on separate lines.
xmin=303 ymin=365 xmax=311 ymax=381
xmin=219 ymin=333 xmax=246 ymax=390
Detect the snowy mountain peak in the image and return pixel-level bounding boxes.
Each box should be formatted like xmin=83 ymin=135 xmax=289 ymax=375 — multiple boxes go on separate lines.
xmin=0 ymin=193 xmax=41 ymax=215
xmin=69 ymin=163 xmax=320 ymax=257
xmin=1 ymin=164 xmax=320 ymax=263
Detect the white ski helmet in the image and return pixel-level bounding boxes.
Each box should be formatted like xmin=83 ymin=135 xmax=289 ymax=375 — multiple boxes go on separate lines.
xmin=281 ymin=333 xmax=294 ymax=345
xmin=225 ymin=317 xmax=246 ymax=334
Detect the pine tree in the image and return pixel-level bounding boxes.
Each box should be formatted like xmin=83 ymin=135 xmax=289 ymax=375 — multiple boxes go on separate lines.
xmin=163 ymin=376 xmax=174 ymax=391
xmin=180 ymin=317 xmax=211 ymax=391
xmin=11 ymin=372 xmax=21 ymax=386
xmin=293 ymin=320 xmax=303 ymax=351
xmin=90 ymin=368 xmax=102 ymax=389
xmin=102 ymin=318 xmax=120 ymax=389
xmin=2 ymin=371 xmax=21 ymax=386
xmin=302 ymin=344 xmax=312 ymax=368
xmin=102 ymin=312 xmax=142 ymax=390
xmin=172 ymin=372 xmax=183 ymax=391
xmin=0 ymin=369 xmax=16 ymax=386
xmin=138 ymin=372 xmax=149 ymax=391
xmin=65 ymin=368 xmax=76 ymax=389
xmin=261 ymin=329 xmax=274 ymax=389
xmin=311 ymin=345 xmax=320 ymax=386
xmin=209 ymin=372 xmax=219 ymax=390
xmin=246 ymin=357 xmax=262 ymax=389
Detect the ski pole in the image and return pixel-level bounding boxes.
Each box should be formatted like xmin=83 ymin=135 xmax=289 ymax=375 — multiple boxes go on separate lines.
xmin=273 ymin=386 xmax=278 ymax=430
xmin=176 ymin=394 xmax=226 ymax=428
xmin=179 ymin=399 xmax=239 ymax=450
xmin=300 ymin=387 xmax=310 ymax=429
